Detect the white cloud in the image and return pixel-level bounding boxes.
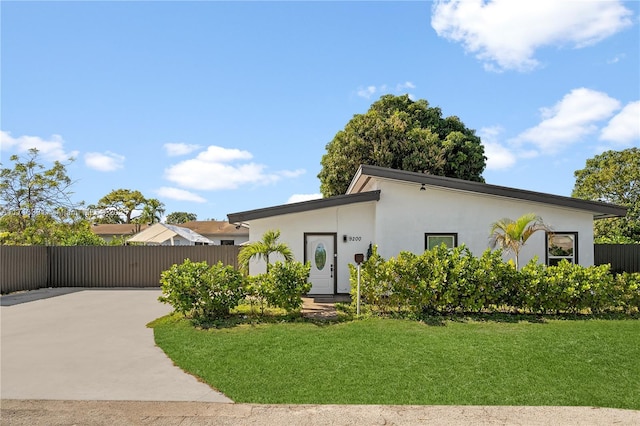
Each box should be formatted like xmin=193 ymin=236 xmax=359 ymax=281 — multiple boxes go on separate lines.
xmin=163 ymin=142 xmax=202 ymax=156
xmin=84 ymin=151 xmax=125 ymax=172
xmin=600 ymin=101 xmax=640 ymax=146
xmin=196 ymin=145 xmax=253 ymax=162
xmin=513 ymin=88 xmax=621 ymax=155
xmin=479 ymin=126 xmax=516 ymax=170
xmin=156 ymin=187 xmax=206 ymax=203
xmin=287 ymin=193 xmax=322 ymax=204
xmin=0 ymin=130 xmax=79 ymax=161
xmin=164 ymin=145 xmax=305 ymax=191
xmin=431 ymin=0 xmax=633 ymax=72
xmin=357 ymin=86 xmax=378 ymax=99
xmin=278 ymin=169 xmax=306 ymax=179
xmin=356 ymin=82 xmax=416 ymax=99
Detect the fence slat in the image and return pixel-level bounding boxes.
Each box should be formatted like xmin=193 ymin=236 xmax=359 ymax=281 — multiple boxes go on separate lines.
xmin=594 ymin=244 xmax=640 ymax=273
xmin=1 ymin=246 xmax=240 ymax=293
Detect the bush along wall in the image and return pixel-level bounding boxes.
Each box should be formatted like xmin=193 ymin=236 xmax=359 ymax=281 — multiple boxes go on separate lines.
xmin=349 ymin=245 xmax=640 ymax=316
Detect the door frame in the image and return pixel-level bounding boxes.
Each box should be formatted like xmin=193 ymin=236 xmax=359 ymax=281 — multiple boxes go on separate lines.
xmin=303 ymin=232 xmax=337 ymax=295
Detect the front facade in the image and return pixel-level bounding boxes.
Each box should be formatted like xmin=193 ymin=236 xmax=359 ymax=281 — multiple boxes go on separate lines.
xmin=228 ymin=165 xmax=626 ymax=295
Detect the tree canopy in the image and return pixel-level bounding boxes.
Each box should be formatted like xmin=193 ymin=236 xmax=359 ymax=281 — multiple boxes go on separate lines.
xmin=0 ymin=148 xmax=102 ymax=245
xmin=318 ymin=94 xmax=486 ymax=197
xmin=166 ymin=211 xmax=198 ymax=224
xmin=572 ymin=148 xmax=640 ymax=243
xmin=88 ymin=189 xmax=162 ymax=224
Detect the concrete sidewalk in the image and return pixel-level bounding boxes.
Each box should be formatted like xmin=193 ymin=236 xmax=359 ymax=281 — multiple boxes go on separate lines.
xmin=2 ymin=400 xmax=640 ymax=425
xmin=0 ymin=288 xmax=231 ymax=402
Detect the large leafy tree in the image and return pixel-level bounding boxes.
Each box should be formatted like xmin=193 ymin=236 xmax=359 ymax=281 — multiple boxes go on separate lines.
xmin=489 ymin=213 xmax=551 ymax=269
xmin=89 ymin=189 xmax=147 ymax=224
xmin=238 ymin=229 xmax=293 ymax=273
xmin=0 ymin=148 xmax=102 ymax=245
xmin=166 ymin=211 xmax=197 ymax=224
xmin=318 ymin=94 xmax=486 ymax=197
xmin=572 ymin=148 xmax=640 ymax=243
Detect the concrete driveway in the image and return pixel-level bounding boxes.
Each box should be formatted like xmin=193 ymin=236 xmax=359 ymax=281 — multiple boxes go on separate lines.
xmin=0 ymin=288 xmax=231 ymax=402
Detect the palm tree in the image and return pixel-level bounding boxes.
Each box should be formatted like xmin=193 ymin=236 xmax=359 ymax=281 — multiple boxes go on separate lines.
xmin=489 ymin=213 xmax=551 ymax=269
xmin=238 ymin=229 xmax=294 ymax=273
xmin=137 ymin=198 xmax=165 ymax=224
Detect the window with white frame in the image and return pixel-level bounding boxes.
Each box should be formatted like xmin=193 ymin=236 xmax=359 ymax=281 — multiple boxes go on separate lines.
xmin=425 ymin=233 xmax=458 ymax=251
xmin=547 ymin=232 xmax=578 ymax=266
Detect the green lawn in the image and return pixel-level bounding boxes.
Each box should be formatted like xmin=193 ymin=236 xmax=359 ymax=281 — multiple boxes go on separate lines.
xmin=150 ymin=315 xmax=640 ymax=408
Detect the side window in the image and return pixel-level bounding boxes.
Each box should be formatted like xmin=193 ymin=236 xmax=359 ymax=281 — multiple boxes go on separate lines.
xmin=547 ymin=232 xmax=578 ymax=265
xmin=220 ymin=240 xmax=235 ymax=246
xmin=425 ymin=233 xmax=458 ymax=251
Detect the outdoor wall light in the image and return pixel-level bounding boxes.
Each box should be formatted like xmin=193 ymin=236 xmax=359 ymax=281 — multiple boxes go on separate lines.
xmin=343 ymin=235 xmax=348 ymax=242
xmin=420 ymin=184 xmax=426 ymax=191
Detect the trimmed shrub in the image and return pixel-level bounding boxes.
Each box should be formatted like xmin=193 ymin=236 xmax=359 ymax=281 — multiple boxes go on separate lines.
xmin=350 ymin=245 xmax=640 ymax=316
xmin=264 ymin=261 xmax=312 ymax=312
xmin=159 ymin=259 xmax=245 ymax=321
xmin=158 ymin=259 xmax=209 ymax=317
xmin=244 ymin=261 xmax=312 ymax=314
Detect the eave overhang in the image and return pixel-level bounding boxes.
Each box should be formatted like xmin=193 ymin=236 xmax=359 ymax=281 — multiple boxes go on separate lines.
xmin=227 ymin=190 xmax=381 ymax=224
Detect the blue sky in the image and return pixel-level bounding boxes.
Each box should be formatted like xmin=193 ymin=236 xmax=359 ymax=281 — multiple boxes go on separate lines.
xmin=2 ymin=1 xmax=639 ymax=222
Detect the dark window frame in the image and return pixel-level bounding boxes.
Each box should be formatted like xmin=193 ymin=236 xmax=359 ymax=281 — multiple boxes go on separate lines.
xmin=425 ymin=233 xmax=458 ymax=251
xmin=546 ymin=232 xmax=578 ymax=266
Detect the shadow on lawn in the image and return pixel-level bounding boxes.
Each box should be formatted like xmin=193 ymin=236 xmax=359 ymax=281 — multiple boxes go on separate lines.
xmin=174 ymin=308 xmax=639 ymax=330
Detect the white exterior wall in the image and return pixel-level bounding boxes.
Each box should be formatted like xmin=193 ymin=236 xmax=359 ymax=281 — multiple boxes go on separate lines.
xmin=372 ymin=179 xmax=595 ymax=266
xmin=247 ymin=202 xmax=376 ymax=293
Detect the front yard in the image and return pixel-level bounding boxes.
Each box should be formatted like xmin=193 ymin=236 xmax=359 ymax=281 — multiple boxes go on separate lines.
xmin=150 ymin=315 xmax=640 ymax=409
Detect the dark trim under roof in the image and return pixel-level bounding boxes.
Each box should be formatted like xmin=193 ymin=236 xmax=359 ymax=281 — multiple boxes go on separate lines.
xmin=227 ymin=190 xmax=381 ymax=223
xmin=349 ymin=165 xmax=627 ymax=219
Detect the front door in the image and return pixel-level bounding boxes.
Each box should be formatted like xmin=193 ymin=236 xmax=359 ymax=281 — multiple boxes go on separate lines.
xmin=305 ymin=233 xmax=336 ymax=295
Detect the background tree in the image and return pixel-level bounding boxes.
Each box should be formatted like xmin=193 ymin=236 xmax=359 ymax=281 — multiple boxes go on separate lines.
xmin=1 ymin=149 xmax=73 ymax=244
xmin=166 ymin=211 xmax=197 ymax=224
xmin=89 ymin=189 xmax=147 ymax=224
xmin=489 ymin=213 xmax=551 ymax=269
xmin=136 ymin=198 xmax=165 ymax=224
xmin=318 ymin=94 xmax=486 ymax=197
xmin=238 ymin=229 xmax=293 ymax=273
xmin=572 ymin=148 xmax=640 ymax=243
xmin=0 ymin=148 xmax=102 ymax=245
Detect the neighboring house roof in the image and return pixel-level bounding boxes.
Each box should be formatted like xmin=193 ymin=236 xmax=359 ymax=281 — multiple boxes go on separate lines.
xmin=179 ymin=220 xmax=249 ymax=236
xmin=227 ymin=165 xmax=627 ymax=223
xmin=347 ymin=165 xmax=627 ymax=219
xmin=91 ymin=223 xmax=150 ymax=237
xmin=127 ymin=223 xmax=214 ymax=245
xmin=227 ymin=190 xmax=382 ymax=223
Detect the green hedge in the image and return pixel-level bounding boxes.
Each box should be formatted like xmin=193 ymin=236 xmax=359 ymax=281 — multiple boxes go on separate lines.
xmin=159 ymin=258 xmax=312 ymax=322
xmin=349 ymin=245 xmax=640 ymax=315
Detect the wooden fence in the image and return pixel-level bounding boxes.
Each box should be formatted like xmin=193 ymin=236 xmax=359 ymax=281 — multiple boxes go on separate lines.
xmin=594 ymin=244 xmax=640 ymax=273
xmin=0 ymin=245 xmax=240 ymax=294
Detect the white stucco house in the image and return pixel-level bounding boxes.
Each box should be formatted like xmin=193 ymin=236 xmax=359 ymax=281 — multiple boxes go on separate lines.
xmin=227 ymin=165 xmax=627 ymax=296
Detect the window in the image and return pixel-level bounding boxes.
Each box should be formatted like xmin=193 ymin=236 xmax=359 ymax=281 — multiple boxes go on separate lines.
xmin=547 ymin=232 xmax=578 ymax=266
xmin=220 ymin=240 xmax=235 ymax=246
xmin=425 ymin=233 xmax=458 ymax=250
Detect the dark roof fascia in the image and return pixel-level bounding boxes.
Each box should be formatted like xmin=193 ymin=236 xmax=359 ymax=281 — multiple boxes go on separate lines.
xmin=227 ymin=190 xmax=381 ymax=223
xmin=354 ymin=165 xmax=627 ymax=219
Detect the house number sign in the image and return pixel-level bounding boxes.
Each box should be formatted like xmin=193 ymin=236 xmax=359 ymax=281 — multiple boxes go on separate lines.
xmin=343 ymin=235 xmax=362 ymax=242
